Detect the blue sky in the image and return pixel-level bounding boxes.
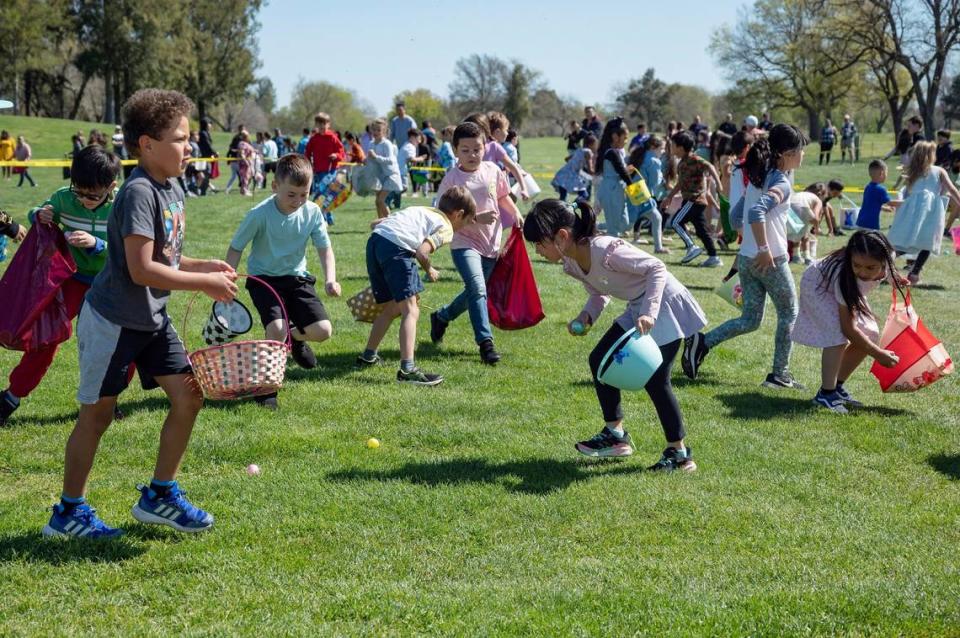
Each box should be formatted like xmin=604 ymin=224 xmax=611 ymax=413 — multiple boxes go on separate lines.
xmin=258 ymin=0 xmax=747 ymax=115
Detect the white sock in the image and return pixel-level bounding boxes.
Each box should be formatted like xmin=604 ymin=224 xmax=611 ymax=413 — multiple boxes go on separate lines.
xmin=607 ymin=424 xmax=625 ymax=438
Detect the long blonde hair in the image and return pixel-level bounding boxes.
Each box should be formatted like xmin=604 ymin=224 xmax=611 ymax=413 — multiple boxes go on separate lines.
xmin=905 ymin=141 xmax=936 ymax=190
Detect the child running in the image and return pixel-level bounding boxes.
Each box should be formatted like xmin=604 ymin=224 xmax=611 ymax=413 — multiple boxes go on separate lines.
xmin=886 ymin=141 xmax=960 ymax=284
xmin=523 ymin=199 xmax=706 ymax=470
xmin=792 ymin=231 xmax=904 ymax=414
xmin=43 ymin=89 xmax=239 ymax=538
xmin=357 ymin=186 xmax=478 ymax=385
xmin=429 ymin=121 xmax=520 ymax=365
xmin=683 ymin=124 xmax=808 ymax=389
xmin=367 ymin=119 xmax=403 ymax=218
xmin=226 ymin=154 xmax=341 ymax=410
xmin=551 ymin=134 xmax=596 ymax=202
xmin=1 ymin=146 xmax=129 ymax=427
xmin=626 ymin=143 xmax=667 ymax=253
xmin=664 ymin=131 xmax=724 ymax=267
xmin=594 ymin=117 xmax=633 ymax=238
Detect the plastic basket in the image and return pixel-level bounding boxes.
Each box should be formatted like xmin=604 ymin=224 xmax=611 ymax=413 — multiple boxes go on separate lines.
xmin=183 ymin=275 xmax=291 ymax=400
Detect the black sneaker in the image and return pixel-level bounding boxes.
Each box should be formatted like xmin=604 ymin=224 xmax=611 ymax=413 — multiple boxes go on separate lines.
xmin=355 ymin=352 xmax=382 ymax=367
xmin=254 ymin=393 xmax=278 ymax=410
xmin=833 ymin=229 xmax=846 ymax=237
xmin=479 ymin=339 xmax=501 ymax=365
xmin=648 ymin=446 xmax=697 ymax=472
xmin=396 ymin=367 xmax=444 ymax=386
xmin=762 ymin=371 xmax=805 ymax=390
xmin=291 ymin=340 xmax=317 ymax=369
xmin=575 ymin=427 xmax=634 ymax=457
xmin=113 ymin=406 xmax=126 ymax=421
xmin=429 ymin=311 xmax=448 ymax=344
xmin=0 ymin=390 xmax=19 ymax=427
xmin=681 ymin=333 xmax=709 ymax=380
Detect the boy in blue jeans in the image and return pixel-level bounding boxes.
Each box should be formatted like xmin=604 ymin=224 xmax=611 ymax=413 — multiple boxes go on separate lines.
xmin=358 ymin=186 xmax=478 ymax=385
xmin=226 ymin=153 xmax=341 ymax=409
xmin=44 ymin=89 xmax=239 ymax=539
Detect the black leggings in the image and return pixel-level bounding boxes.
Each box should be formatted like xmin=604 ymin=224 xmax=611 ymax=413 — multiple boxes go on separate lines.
xmin=896 ymin=249 xmax=931 ymax=276
xmin=588 ymin=323 xmax=685 ymax=442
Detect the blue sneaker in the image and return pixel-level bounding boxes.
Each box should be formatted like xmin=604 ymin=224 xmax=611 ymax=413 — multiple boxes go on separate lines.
xmin=42 ymin=503 xmax=124 ymax=539
xmin=131 ymin=483 xmax=214 ymax=533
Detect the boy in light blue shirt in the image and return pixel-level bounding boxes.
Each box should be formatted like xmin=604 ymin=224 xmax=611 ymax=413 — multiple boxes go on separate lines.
xmin=226 ymin=154 xmax=341 ymax=410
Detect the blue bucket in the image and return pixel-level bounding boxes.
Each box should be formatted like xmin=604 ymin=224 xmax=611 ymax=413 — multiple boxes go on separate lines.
xmin=597 ymin=328 xmax=663 ymax=391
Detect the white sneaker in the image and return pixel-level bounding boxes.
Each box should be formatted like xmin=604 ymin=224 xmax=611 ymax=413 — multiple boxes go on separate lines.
xmin=700 ymin=256 xmax=723 ymax=267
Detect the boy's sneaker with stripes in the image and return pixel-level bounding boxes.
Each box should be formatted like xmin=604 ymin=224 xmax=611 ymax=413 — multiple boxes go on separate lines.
xmin=762 ymin=371 xmax=805 ymax=390
xmin=575 ymin=427 xmax=634 ymax=458
xmin=131 ymin=483 xmax=214 ymax=533
xmin=396 ymin=367 xmax=444 ymax=386
xmin=42 ymin=503 xmax=124 ymax=539
xmin=813 ymin=389 xmax=849 ymax=414
xmin=681 ymin=332 xmax=709 ymax=380
xmin=648 ymin=446 xmax=697 ymax=473
xmin=355 ymin=352 xmax=382 ymax=367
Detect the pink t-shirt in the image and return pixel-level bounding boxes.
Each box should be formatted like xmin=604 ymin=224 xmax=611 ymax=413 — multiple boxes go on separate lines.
xmin=438 ymin=161 xmax=509 ymax=258
xmin=484 ymin=140 xmax=508 ymax=164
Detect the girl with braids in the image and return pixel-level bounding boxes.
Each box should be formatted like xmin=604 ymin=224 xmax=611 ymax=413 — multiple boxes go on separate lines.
xmin=594 ymin=117 xmax=633 ymax=238
xmin=886 ymin=141 xmax=960 ymax=284
xmin=792 ymin=231 xmax=907 ymax=414
xmin=683 ymin=123 xmax=808 ymax=389
xmin=523 ymin=198 xmax=707 ymax=471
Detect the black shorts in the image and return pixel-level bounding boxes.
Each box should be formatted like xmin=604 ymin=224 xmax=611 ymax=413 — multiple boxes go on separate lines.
xmin=246 ymin=274 xmax=329 ymax=332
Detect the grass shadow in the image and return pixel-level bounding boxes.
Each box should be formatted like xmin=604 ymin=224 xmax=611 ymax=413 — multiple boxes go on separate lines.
xmin=328 ymin=456 xmax=645 ymax=495
xmin=927 ymin=453 xmax=960 ymax=480
xmin=715 ymin=391 xmax=816 ymax=421
xmin=0 ymin=531 xmax=146 ymax=564
xmin=913 ymin=283 xmax=947 ymax=291
xmin=685 ymin=285 xmax=719 ymax=291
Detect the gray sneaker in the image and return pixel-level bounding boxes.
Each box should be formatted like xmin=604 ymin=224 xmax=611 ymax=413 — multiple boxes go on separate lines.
xmin=680 ymin=246 xmax=704 ymax=264
xmin=396 ymin=367 xmax=444 ymax=386
xmin=762 ymin=372 xmax=806 ymax=390
xmin=700 ymin=256 xmax=723 ymax=268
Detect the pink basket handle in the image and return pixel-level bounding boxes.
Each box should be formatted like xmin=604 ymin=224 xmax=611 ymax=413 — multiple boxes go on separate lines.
xmin=182 ymin=274 xmax=291 ymax=351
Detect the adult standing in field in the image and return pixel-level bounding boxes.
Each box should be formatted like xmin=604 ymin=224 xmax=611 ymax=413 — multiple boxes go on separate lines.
xmin=13 ymin=135 xmax=35 ymax=187
xmin=819 ymin=118 xmax=837 ymax=165
xmin=689 ymin=115 xmax=708 ymax=137
xmin=198 ymin=118 xmax=219 ymax=194
xmin=111 ymin=125 xmax=133 ymax=179
xmin=224 ymin=124 xmax=246 ymax=194
xmin=719 ymin=113 xmax=738 ymax=136
xmin=840 ymin=114 xmax=857 ymax=165
xmin=884 ymin=115 xmax=925 ymax=190
xmin=759 ymin=112 xmax=773 ymax=131
xmin=390 ymin=102 xmax=417 ymax=147
xmin=582 ymin=106 xmax=603 ymax=139
xmin=0 ymin=130 xmax=14 ymax=180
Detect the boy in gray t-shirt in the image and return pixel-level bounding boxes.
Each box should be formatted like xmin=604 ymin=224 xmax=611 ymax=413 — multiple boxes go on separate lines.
xmin=44 ymin=89 xmax=239 ymax=540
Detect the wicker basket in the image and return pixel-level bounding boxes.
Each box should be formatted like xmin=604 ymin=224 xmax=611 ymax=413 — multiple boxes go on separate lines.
xmin=184 ymin=275 xmax=290 ymax=400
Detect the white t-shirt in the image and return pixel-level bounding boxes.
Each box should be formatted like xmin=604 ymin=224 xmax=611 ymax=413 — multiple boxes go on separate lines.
xmin=262 ymin=139 xmax=278 ymax=161
xmin=739 ymin=170 xmax=793 ymax=259
xmin=373 ymin=206 xmax=453 ymax=253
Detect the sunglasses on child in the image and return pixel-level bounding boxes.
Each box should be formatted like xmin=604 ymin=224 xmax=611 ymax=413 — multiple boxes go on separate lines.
xmin=70 ymin=186 xmax=111 ymax=203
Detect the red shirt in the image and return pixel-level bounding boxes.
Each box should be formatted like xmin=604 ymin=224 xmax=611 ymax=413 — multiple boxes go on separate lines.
xmin=305 ymin=131 xmax=345 ymax=173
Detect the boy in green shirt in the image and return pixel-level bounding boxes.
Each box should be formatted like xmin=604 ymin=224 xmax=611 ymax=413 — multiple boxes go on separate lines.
xmin=0 ymin=145 xmax=124 ymax=426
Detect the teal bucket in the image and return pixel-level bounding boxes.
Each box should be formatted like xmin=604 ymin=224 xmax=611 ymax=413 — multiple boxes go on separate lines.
xmin=597 ymin=328 xmax=663 ymax=391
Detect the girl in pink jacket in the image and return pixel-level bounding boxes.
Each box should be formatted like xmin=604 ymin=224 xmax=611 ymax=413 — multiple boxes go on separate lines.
xmin=523 ymin=199 xmax=708 ymax=471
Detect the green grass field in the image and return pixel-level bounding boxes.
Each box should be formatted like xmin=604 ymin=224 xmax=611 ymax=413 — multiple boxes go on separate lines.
xmin=0 ymin=116 xmax=958 ymax=636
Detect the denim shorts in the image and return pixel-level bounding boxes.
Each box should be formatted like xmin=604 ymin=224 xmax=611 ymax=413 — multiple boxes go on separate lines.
xmin=366 ymin=233 xmax=423 ymax=303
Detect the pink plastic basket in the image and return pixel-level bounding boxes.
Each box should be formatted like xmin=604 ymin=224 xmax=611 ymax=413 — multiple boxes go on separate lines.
xmin=183 ymin=275 xmax=291 ymax=400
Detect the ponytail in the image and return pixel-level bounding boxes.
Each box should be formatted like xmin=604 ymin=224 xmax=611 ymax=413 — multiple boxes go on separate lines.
xmin=744 ymin=123 xmax=808 ymax=188
xmin=523 ymin=198 xmax=598 ymax=245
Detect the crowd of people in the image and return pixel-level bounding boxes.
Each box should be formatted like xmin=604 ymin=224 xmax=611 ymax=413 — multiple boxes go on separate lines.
xmin=0 ymin=88 xmax=955 ymax=540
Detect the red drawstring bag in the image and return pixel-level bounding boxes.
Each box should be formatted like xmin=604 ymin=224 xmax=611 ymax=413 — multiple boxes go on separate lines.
xmin=0 ymin=222 xmax=77 ymax=352
xmin=210 ymin=160 xmax=221 ymax=179
xmin=870 ymin=290 xmax=953 ymax=392
xmin=486 ymin=226 xmax=545 ymax=330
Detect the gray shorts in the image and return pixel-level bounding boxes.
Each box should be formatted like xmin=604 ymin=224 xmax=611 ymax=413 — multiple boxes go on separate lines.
xmin=77 ymin=304 xmax=191 ymax=404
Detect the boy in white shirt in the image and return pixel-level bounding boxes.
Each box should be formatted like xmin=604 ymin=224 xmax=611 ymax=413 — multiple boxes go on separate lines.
xmin=357 ymin=186 xmax=478 ymax=385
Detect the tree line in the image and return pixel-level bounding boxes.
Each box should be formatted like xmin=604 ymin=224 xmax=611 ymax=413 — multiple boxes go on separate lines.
xmin=6 ymin=0 xmax=958 ymax=142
